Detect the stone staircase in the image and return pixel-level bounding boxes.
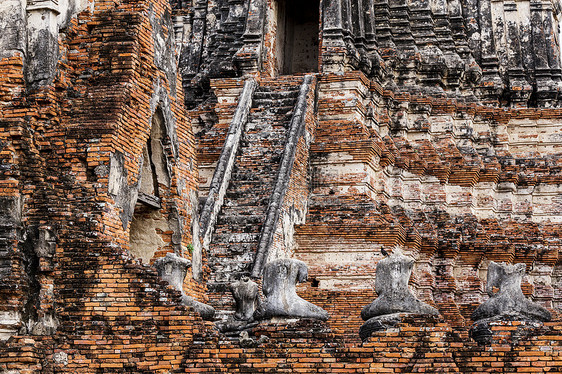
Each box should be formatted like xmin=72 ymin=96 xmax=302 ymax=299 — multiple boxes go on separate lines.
xmin=206 ymin=78 xmax=303 ymax=315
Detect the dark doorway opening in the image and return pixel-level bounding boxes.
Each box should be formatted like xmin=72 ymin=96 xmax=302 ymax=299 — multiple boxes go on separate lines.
xmin=277 ymin=0 xmax=320 ymax=74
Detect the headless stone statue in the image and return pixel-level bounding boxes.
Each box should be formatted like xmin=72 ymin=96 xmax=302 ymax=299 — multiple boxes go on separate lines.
xmin=472 ymin=262 xmax=551 ymax=322
xmin=360 ymin=249 xmax=438 ymax=340
xmin=253 ymin=259 xmax=329 ymax=321
xmin=231 ymin=276 xmax=260 ymax=321
xmin=470 ymin=261 xmax=551 ymax=344
xmin=218 ymin=276 xmax=261 ymax=332
xmin=154 ymin=252 xmax=215 ymax=320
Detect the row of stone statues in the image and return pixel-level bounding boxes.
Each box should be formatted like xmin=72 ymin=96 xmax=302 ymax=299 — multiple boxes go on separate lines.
xmin=154 ymin=250 xmax=551 ymax=342
xmin=225 ymin=251 xmax=551 ymax=342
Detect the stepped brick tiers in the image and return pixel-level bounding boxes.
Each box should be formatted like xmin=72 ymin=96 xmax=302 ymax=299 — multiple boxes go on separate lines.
xmin=1 ymin=0 xmax=562 ymax=370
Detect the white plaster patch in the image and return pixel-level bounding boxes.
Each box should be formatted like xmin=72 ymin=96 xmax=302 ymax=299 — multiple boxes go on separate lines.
xmin=129 ymin=209 xmax=169 ymax=264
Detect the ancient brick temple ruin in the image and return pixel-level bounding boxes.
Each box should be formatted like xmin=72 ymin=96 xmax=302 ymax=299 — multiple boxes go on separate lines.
xmin=1 ymin=0 xmax=562 ymax=371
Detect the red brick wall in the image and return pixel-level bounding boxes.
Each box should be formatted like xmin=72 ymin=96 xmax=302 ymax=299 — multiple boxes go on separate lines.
xmin=1 ymin=1 xmax=561 ymax=373
xmin=0 ymin=0 xmax=209 ymax=371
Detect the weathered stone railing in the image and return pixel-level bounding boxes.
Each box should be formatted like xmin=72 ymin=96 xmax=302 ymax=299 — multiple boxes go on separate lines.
xmin=199 ymin=78 xmax=257 ymax=250
xmin=251 ymin=74 xmax=316 ymax=277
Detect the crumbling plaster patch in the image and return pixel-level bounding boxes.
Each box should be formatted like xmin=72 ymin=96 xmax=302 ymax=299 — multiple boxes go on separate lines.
xmin=129 ymin=208 xmax=169 ymax=264
xmin=150 ymin=4 xmax=178 ymax=96
xmin=0 ymin=0 xmax=27 ymax=59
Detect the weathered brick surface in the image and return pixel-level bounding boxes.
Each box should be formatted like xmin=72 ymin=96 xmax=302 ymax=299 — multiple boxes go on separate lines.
xmin=292 ymin=72 xmax=562 ymax=329
xmin=1 ymin=0 xmax=562 ymax=372
xmin=179 ymin=317 xmax=562 ymax=373
xmin=0 ymin=0 xmax=210 ymax=371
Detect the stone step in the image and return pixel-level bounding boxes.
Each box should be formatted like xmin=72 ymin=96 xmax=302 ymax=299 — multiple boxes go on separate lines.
xmin=221 ymin=211 xmax=263 ymax=222
xmin=222 ymin=194 xmax=271 ymax=207
xmin=212 ymin=232 xmax=260 ymax=244
xmin=252 ymin=99 xmax=297 ymax=108
xmin=209 ymin=242 xmax=258 ymax=255
xmin=0 ymin=239 xmax=13 ymax=251
xmin=238 ymin=136 xmax=285 ymax=145
xmin=253 ymin=89 xmax=299 ymax=99
xmin=215 ymin=207 xmax=265 ymax=219
xmin=213 ymin=225 xmax=262 ymax=238
xmin=208 ymin=255 xmax=255 ymax=274
xmin=213 ymin=225 xmax=261 ymax=234
xmin=217 ymin=206 xmax=267 ymax=220
xmin=229 ymin=164 xmax=282 ymax=175
xmin=227 ymin=173 xmax=278 ymax=184
xmin=222 ymin=194 xmax=269 ymax=206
